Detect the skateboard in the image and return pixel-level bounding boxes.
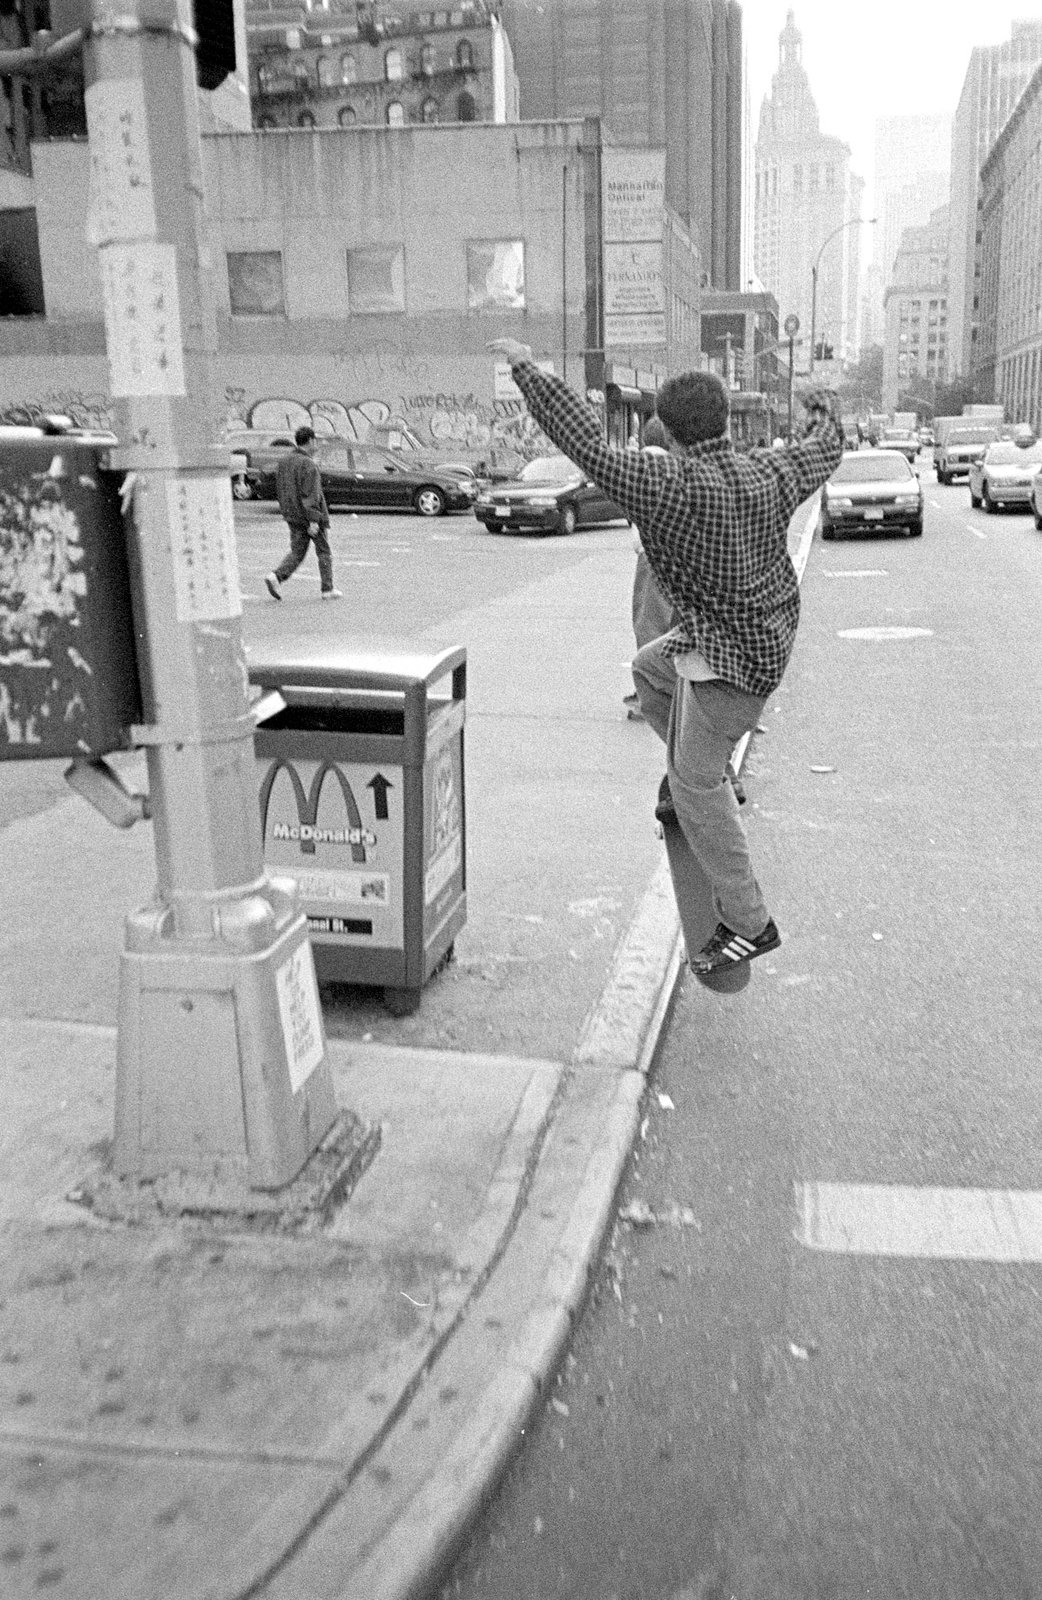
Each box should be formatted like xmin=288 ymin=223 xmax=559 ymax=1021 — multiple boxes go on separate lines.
xmin=656 ymin=775 xmax=750 ymax=994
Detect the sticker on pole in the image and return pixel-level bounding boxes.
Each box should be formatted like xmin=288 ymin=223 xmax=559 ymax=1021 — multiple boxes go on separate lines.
xmin=276 ymin=941 xmax=325 ymax=1093
xmin=167 ymin=475 xmax=243 ymax=622
xmin=84 ymin=79 xmax=157 ymax=245
xmin=99 ymin=243 xmax=187 ymax=397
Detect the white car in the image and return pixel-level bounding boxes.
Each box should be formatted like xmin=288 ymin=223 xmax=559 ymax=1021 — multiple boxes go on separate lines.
xmin=968 ymin=439 xmax=1042 ymax=511
xmin=1031 ymin=469 xmax=1042 ymax=531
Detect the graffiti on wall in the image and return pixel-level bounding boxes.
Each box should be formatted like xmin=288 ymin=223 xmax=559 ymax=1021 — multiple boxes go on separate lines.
xmin=224 ymin=386 xmax=551 ymax=467
xmin=0 ymin=392 xmax=115 ymax=432
xmin=0 ymin=383 xmax=551 ymax=466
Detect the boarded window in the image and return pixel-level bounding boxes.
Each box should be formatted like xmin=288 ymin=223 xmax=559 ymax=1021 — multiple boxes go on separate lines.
xmin=347 ymin=245 xmax=405 ymax=313
xmin=227 ymin=251 xmax=286 ymax=316
xmin=466 ymin=239 xmax=524 ymax=311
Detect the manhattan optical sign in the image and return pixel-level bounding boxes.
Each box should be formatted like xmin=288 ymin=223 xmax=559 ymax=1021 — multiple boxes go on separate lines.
xmin=602 ymin=147 xmax=666 ymax=349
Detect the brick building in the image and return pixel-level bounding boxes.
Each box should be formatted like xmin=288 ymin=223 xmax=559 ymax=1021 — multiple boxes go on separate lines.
xmin=881 ymin=205 xmax=949 ymax=414
xmin=977 ymin=62 xmax=1042 ymax=431
xmin=246 ymin=0 xmax=519 ymax=129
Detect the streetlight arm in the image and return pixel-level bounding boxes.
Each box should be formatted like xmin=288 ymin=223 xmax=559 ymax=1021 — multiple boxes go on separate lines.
xmin=809 ymin=216 xmax=875 ymax=373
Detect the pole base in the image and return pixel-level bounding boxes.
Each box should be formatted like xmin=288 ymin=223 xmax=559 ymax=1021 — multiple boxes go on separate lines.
xmin=114 ymin=881 xmax=337 ymax=1190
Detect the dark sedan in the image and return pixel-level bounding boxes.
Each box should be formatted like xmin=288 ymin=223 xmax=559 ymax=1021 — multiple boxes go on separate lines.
xmin=234 ymin=437 xmax=476 ymax=516
xmin=473 ymin=455 xmax=626 ymax=535
xmin=819 ymin=450 xmax=924 ymax=539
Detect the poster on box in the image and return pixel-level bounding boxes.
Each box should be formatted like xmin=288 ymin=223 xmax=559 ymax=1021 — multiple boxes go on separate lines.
xmin=258 ymin=754 xmax=404 ymax=947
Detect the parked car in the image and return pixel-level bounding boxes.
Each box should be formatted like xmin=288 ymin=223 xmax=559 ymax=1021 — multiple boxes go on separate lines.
xmin=473 ymin=455 xmax=626 ymax=535
xmin=935 ymin=425 xmax=999 ymax=484
xmin=225 ymin=429 xmax=297 ymax=499
xmin=231 ymin=435 xmax=476 ymax=515
xmin=968 ymin=439 xmax=1042 ymax=511
xmin=879 ymin=426 xmax=920 ymax=464
xmin=818 ymin=450 xmax=924 ymax=540
xmin=1031 ymin=467 xmax=1042 ymax=531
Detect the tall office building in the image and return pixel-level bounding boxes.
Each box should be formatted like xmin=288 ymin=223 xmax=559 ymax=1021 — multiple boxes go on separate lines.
xmin=873 ymin=114 xmax=950 ymax=281
xmin=498 ymin=0 xmax=743 ymax=290
xmin=948 ymin=18 xmax=1042 ymax=381
xmin=753 ymin=11 xmax=864 ymax=364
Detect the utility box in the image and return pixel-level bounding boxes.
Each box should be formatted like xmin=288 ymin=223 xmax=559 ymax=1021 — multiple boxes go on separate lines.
xmin=249 ymin=642 xmax=466 ymax=1015
xmin=0 ymin=436 xmax=142 ymax=759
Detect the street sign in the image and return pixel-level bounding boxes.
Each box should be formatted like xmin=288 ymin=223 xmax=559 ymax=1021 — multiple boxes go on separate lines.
xmin=784 ymin=314 xmax=800 ymax=337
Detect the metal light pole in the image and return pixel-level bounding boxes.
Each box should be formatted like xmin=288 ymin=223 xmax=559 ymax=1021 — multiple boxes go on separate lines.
xmin=810 ymin=216 xmax=875 ymax=374
xmin=81 ymin=0 xmax=337 ymax=1196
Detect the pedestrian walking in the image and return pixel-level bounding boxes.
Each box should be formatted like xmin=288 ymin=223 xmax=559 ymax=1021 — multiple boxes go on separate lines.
xmin=265 ymin=426 xmax=342 ymax=601
xmin=487 ymin=337 xmax=843 ymax=977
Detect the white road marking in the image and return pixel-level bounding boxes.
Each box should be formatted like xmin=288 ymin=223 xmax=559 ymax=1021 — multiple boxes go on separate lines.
xmin=821 ymin=569 xmax=888 ymax=578
xmin=929 ymin=499 xmax=941 ymax=507
xmin=838 ymin=626 xmax=933 ymax=641
xmin=966 ymin=524 xmax=987 ymax=539
xmin=797 ymin=1182 xmax=1042 ymax=1262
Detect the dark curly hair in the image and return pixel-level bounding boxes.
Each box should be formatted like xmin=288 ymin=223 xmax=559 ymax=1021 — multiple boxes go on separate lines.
xmin=655 ymin=371 xmax=729 ymax=446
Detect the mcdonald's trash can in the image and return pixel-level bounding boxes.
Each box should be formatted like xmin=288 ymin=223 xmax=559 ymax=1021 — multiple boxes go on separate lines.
xmin=248 ymin=641 xmax=466 ymax=1016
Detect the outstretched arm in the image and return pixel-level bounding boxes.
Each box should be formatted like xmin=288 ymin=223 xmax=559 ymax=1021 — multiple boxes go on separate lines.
xmin=487 ymin=340 xmax=667 ymax=529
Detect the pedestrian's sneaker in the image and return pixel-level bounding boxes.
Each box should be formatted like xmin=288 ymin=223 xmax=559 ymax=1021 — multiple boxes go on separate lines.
xmin=264 ymin=572 xmax=282 ymax=601
xmin=320 ymin=586 xmax=344 ymax=600
xmin=689 ymin=918 xmax=781 ymax=975
xmin=622 ymin=691 xmax=639 ymax=706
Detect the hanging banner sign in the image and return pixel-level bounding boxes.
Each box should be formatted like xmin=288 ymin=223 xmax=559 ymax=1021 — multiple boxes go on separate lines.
xmin=602 ymin=148 xmax=667 ymax=350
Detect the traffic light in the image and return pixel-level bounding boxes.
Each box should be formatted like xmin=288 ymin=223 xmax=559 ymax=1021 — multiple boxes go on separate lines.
xmin=814 ymin=342 xmax=834 ymax=362
xmin=192 ymin=0 xmax=236 ymax=90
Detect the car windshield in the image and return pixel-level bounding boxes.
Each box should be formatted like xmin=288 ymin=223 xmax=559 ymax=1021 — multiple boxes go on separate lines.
xmin=830 ymin=455 xmax=913 ymax=483
xmin=949 ymin=429 xmax=996 ymax=445
xmin=882 ymin=429 xmax=913 ymax=439
xmin=519 ymin=455 xmax=582 ymax=484
xmin=985 ymin=441 xmax=1042 ymax=464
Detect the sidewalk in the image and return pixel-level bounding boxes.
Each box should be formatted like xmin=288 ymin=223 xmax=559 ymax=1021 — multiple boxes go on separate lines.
xmin=0 ymin=504 xmax=816 ymax=1599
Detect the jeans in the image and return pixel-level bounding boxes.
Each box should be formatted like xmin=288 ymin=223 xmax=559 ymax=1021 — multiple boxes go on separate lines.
xmin=632 ymin=635 xmax=770 ymax=939
xmin=275 ymin=521 xmax=335 ymax=591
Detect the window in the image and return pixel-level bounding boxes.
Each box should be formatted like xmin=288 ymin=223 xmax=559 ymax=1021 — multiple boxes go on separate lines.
xmin=386 ymin=100 xmax=404 ymax=125
xmin=340 ymin=51 xmax=357 ymax=83
xmin=338 ymin=105 xmax=357 ymax=124
xmin=347 ymin=245 xmax=405 ymax=313
xmin=420 ymin=42 xmax=435 ymax=74
xmin=466 ymin=239 xmax=525 ymax=311
xmin=258 ymin=115 xmax=277 ymax=129
xmin=285 ymin=27 xmax=301 ymax=47
xmin=457 ymin=89 xmax=476 ymax=121
xmin=421 ymin=96 xmax=439 ymax=122
xmin=456 ymin=39 xmax=473 ymax=68
xmin=318 ymin=56 xmax=339 ymax=87
xmin=385 ymin=47 xmax=403 ymax=80
xmin=227 ymin=251 xmax=285 ymax=317
xmin=297 ymin=109 xmax=316 ymax=127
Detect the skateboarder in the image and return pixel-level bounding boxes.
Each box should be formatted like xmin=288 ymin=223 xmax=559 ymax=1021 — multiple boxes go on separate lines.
xmin=487 ymin=338 xmax=843 ymax=978
xmin=265 ymin=426 xmax=342 ymax=601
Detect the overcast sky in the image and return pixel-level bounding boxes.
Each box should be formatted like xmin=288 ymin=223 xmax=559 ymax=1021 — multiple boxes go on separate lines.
xmin=742 ymin=0 xmax=1042 ymax=197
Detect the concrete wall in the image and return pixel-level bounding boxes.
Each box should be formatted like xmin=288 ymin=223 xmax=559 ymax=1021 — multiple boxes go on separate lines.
xmin=0 ymin=122 xmax=588 ymax=462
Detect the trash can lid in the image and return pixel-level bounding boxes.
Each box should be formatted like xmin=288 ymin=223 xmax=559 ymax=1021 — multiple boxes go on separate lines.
xmin=246 ymin=638 xmax=465 ymax=694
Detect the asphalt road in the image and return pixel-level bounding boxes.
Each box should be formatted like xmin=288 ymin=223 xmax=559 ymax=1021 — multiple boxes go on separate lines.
xmin=439 ymin=463 xmax=1042 ymax=1600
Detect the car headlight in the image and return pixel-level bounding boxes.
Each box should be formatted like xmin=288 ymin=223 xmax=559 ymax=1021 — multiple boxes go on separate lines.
xmin=894 ymin=494 xmax=919 ymax=505
xmin=526 ymin=496 xmax=558 ymax=508
xmin=828 ymin=496 xmax=853 ymax=508
xmin=476 ymin=494 xmax=491 ymax=506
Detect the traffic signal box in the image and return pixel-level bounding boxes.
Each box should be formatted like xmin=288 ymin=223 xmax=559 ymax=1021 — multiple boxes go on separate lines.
xmin=0 ymin=437 xmax=142 ymax=760
xmin=249 ymin=642 xmax=466 ymax=1016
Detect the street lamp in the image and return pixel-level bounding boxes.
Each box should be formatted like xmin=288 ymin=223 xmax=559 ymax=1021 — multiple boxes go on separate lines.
xmin=810 ymin=216 xmax=875 ymax=375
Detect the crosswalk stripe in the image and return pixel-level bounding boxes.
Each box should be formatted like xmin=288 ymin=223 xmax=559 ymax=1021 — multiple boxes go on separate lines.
xmin=797 ymin=1182 xmax=1042 ymax=1262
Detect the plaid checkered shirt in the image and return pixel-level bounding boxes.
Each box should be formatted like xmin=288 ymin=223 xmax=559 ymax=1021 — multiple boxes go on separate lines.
xmin=512 ymin=362 xmax=844 ymax=697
